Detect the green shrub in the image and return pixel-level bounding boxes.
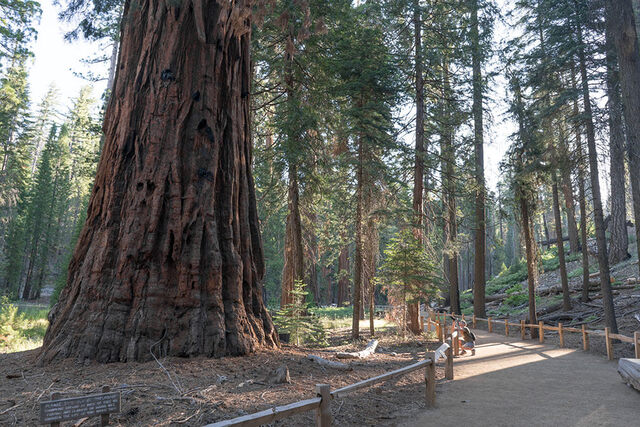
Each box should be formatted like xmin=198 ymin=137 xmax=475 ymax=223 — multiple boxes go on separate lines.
xmin=0 ymin=297 xmax=48 ymax=353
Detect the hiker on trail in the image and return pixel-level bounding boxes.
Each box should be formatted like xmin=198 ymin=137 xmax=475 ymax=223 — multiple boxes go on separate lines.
xmin=460 ymin=326 xmax=476 ymax=356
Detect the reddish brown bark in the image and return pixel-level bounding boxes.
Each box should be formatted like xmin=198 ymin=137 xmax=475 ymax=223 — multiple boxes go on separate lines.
xmin=38 ymin=1 xmax=278 ymax=364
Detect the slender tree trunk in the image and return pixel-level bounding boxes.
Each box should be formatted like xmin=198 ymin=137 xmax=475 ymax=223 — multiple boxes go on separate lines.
xmin=470 ymin=0 xmax=487 ymax=318
xmin=605 ymin=10 xmax=630 ymax=265
xmin=541 ymin=211 xmax=550 ymax=250
xmin=408 ymin=0 xmax=424 ymax=334
xmin=572 ymin=70 xmax=591 ymax=303
xmin=552 ymin=169 xmax=572 ymax=311
xmin=323 ymin=264 xmax=332 ymax=305
xmin=559 ymin=167 xmax=580 ymax=253
xmin=337 ymin=245 xmax=350 ymax=306
xmin=281 ymin=164 xmax=304 ymax=308
xmin=575 ymin=11 xmax=618 ymax=332
xmin=38 ymin=1 xmax=278 ymax=364
xmin=521 ymin=196 xmax=538 ymax=338
xmin=352 ymin=137 xmax=364 ymax=339
xmin=441 ymin=57 xmax=460 ymax=314
xmin=609 ymin=0 xmax=640 ymax=277
xmin=281 ymin=45 xmax=305 ymax=308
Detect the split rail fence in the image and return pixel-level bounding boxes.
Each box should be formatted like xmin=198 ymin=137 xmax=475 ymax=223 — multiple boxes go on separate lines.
xmin=421 ymin=311 xmax=640 ymax=361
xmin=205 ymin=342 xmax=451 ymax=427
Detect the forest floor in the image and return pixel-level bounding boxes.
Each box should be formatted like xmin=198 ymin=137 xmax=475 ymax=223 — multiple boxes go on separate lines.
xmin=0 ymin=325 xmax=449 ymax=426
xmin=400 ymin=330 xmax=639 ymax=427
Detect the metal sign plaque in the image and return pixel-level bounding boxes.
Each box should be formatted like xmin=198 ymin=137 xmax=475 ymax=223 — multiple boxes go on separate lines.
xmin=39 ymin=392 xmax=121 ymax=424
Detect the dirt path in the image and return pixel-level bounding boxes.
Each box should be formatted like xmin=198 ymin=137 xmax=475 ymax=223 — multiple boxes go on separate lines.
xmin=401 ymin=331 xmax=639 ymax=426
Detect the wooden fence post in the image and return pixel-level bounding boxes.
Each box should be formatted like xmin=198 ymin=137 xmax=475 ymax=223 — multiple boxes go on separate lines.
xmin=605 ymin=327 xmax=613 ymax=361
xmin=445 ymin=346 xmax=454 ymax=380
xmin=50 ymin=392 xmax=61 ymax=427
xmin=520 ymin=320 xmax=525 ymax=340
xmin=425 ymin=354 xmax=436 ymax=408
xmin=101 ymin=386 xmax=111 ymax=426
xmin=558 ymin=323 xmax=564 ymax=348
xmin=315 ymin=384 xmax=332 ymax=427
xmin=436 ymin=322 xmax=442 ymax=342
xmin=427 ymin=317 xmax=432 ymax=332
xmin=539 ymin=321 xmax=544 ymax=343
xmin=504 ymin=320 xmax=509 ymax=336
xmin=488 ymin=317 xmax=493 ymax=333
xmin=420 ymin=315 xmax=424 ymax=333
xmin=472 ymin=314 xmax=476 ymax=328
xmin=453 ymin=334 xmax=460 ymax=356
xmin=635 ymin=332 xmax=640 ymax=359
xmin=582 ymin=325 xmax=589 ymax=351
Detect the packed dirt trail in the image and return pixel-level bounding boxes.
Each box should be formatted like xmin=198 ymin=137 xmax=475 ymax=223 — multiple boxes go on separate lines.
xmin=402 ymin=330 xmax=638 ymax=426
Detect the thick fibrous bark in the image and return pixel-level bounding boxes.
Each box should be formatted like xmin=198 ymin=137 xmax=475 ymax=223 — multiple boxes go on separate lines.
xmin=605 ymin=11 xmax=630 ymax=265
xmin=38 ymin=1 xmax=278 ymax=364
xmin=609 ymin=0 xmax=640 ymax=277
xmin=471 ymin=0 xmax=487 ymax=319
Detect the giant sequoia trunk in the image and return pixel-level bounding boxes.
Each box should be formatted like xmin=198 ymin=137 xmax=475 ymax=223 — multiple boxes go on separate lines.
xmin=38 ymin=1 xmax=278 ymax=364
xmin=470 ymin=0 xmax=487 ymax=319
xmin=605 ymin=10 xmax=630 ymax=265
xmin=609 ymin=0 xmax=640 ymax=277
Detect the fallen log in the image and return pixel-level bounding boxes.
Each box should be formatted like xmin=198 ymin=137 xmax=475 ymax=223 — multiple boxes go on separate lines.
xmin=336 ymin=339 xmax=379 ymax=359
xmin=307 ymin=355 xmax=352 ymax=370
xmin=618 ymin=358 xmax=640 ymax=392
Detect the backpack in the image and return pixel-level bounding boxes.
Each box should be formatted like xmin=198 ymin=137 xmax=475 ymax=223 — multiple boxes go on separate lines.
xmin=463 ymin=327 xmax=476 ymax=342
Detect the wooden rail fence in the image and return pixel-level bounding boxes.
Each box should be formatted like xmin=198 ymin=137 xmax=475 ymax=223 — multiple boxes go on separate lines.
xmin=205 ymin=342 xmax=451 ymax=427
xmin=421 ymin=311 xmax=640 ymax=361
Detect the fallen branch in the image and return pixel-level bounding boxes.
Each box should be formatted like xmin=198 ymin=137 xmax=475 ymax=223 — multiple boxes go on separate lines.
xmin=307 ymin=355 xmax=352 ymax=370
xmin=336 ymin=339 xmax=378 ymax=359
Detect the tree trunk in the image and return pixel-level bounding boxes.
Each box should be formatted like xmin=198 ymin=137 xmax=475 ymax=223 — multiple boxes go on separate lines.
xmin=559 ymin=167 xmax=580 ymax=253
xmin=323 ymin=264 xmax=332 ymax=305
xmin=38 ymin=1 xmax=278 ymax=364
xmin=337 ymin=245 xmax=350 ymax=306
xmin=605 ymin=9 xmax=630 ymax=265
xmin=281 ymin=164 xmax=304 ymax=308
xmin=575 ymin=11 xmax=618 ymax=333
xmin=441 ymin=57 xmax=460 ymax=315
xmin=552 ymin=169 xmax=572 ymax=311
xmin=408 ymin=0 xmax=424 ymax=335
xmin=521 ymin=196 xmax=538 ymax=338
xmin=470 ymin=0 xmax=487 ymax=319
xmin=352 ymin=137 xmax=364 ymax=339
xmin=609 ymin=0 xmax=640 ymax=277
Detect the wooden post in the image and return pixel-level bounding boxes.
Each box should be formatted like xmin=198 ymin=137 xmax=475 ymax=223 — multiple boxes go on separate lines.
xmin=101 ymin=386 xmax=111 ymax=426
xmin=50 ymin=392 xmax=61 ymax=427
xmin=436 ymin=322 xmax=442 ymax=342
xmin=472 ymin=314 xmax=476 ymax=328
xmin=445 ymin=346 xmax=454 ymax=380
xmin=453 ymin=334 xmax=460 ymax=356
xmin=605 ymin=327 xmax=613 ymax=361
xmin=520 ymin=320 xmax=525 ymax=340
xmin=315 ymin=384 xmax=332 ymax=427
xmin=488 ymin=317 xmax=493 ymax=333
xmin=582 ymin=324 xmax=589 ymax=351
xmin=635 ymin=332 xmax=640 ymax=359
xmin=420 ymin=315 xmax=424 ymax=333
xmin=504 ymin=320 xmax=509 ymax=336
xmin=425 ymin=353 xmax=436 ymax=408
xmin=427 ymin=317 xmax=432 ymax=332
xmin=558 ymin=323 xmax=564 ymax=348
xmin=539 ymin=321 xmax=544 ymax=343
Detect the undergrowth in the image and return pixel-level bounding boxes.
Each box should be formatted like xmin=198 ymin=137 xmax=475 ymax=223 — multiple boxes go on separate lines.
xmin=0 ymin=297 xmax=48 ymax=353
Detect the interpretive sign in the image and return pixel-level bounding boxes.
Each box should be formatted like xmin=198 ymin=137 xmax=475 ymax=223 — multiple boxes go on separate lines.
xmin=39 ymin=389 xmax=120 ymax=425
